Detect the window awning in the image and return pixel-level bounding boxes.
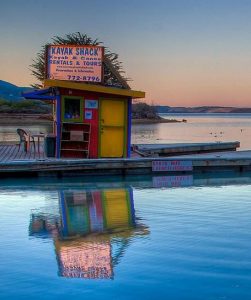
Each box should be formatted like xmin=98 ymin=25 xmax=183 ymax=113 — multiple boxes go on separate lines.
xmin=22 ymin=87 xmax=55 ymax=100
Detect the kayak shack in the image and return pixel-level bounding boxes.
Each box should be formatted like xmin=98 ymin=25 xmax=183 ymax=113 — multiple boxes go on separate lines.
xmin=24 ymin=44 xmax=145 ymax=159
xmin=43 ymin=79 xmax=145 ymax=159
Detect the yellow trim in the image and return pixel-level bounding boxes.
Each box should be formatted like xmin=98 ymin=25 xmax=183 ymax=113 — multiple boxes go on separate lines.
xmin=44 ymin=79 xmax=145 ymax=99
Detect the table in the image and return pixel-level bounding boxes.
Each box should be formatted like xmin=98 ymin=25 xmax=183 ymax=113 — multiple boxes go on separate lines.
xmin=31 ymin=133 xmax=45 ymax=153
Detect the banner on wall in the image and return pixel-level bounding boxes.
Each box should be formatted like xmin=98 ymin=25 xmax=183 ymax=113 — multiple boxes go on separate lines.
xmin=46 ymin=45 xmax=104 ymax=83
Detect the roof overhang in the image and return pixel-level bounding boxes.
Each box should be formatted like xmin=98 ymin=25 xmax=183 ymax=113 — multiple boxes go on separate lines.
xmin=22 ymin=87 xmax=55 ymax=100
xmin=44 ymin=79 xmax=145 ymax=99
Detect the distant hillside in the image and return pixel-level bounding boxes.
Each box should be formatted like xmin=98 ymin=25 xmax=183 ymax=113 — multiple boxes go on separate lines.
xmin=132 ymin=102 xmax=161 ymax=120
xmin=2 ymin=80 xmax=251 ymax=114
xmin=155 ymin=105 xmax=251 ymax=113
xmin=0 ymin=99 xmax=51 ymax=114
xmin=0 ymin=80 xmax=51 ymax=114
xmin=0 ymin=80 xmax=32 ymax=102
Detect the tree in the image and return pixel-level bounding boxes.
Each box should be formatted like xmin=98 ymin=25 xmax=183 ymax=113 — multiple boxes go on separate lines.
xmin=30 ymin=32 xmax=130 ymax=89
xmin=132 ymin=102 xmax=160 ymax=120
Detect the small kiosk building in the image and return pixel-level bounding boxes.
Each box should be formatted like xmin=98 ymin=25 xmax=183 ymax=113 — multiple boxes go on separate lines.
xmin=43 ymin=79 xmax=145 ymax=159
xmin=24 ymin=44 xmax=145 ymax=159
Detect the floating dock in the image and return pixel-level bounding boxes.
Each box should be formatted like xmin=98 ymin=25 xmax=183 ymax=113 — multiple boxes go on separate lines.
xmin=0 ymin=143 xmax=251 ymax=177
xmin=133 ymin=141 xmax=240 ymax=156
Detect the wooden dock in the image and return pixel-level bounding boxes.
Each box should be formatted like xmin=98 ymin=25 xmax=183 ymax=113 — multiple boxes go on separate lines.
xmin=0 ymin=144 xmax=46 ymax=163
xmin=0 ymin=141 xmax=239 ymax=163
xmin=0 ymin=143 xmax=251 ymax=177
xmin=133 ymin=141 xmax=240 ymax=156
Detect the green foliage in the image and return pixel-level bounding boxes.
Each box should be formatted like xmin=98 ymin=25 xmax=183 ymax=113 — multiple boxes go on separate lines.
xmin=0 ymin=99 xmax=51 ymax=113
xmin=30 ymin=32 xmax=129 ymax=88
xmin=11 ymin=100 xmax=38 ymax=109
xmin=0 ymin=98 xmax=10 ymax=106
xmin=132 ymin=102 xmax=160 ymax=119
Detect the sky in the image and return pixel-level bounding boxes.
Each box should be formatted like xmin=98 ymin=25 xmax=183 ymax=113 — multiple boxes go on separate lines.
xmin=1 ymin=0 xmax=251 ymax=107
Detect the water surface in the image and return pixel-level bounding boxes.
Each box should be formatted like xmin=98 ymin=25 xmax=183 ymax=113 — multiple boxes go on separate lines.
xmin=1 ymin=114 xmax=251 ymax=150
xmin=0 ymin=124 xmax=52 ymax=142
xmin=132 ymin=113 xmax=251 ymax=150
xmin=0 ymin=173 xmax=251 ymax=299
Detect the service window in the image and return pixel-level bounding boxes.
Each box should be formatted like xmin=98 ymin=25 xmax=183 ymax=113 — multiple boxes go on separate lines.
xmin=62 ymin=96 xmax=83 ymax=122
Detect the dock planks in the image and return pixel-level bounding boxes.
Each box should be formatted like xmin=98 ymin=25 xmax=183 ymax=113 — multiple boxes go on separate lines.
xmin=0 ymin=143 xmax=251 ymax=177
xmin=133 ymin=141 xmax=240 ymax=156
xmin=0 ymin=144 xmax=45 ymax=163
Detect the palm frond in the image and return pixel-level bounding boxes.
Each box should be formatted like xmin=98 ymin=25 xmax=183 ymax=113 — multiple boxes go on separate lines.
xmin=30 ymin=32 xmax=130 ymax=88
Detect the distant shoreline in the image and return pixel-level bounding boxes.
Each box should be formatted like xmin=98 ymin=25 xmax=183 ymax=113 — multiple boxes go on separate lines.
xmin=0 ymin=113 xmax=52 ymax=125
xmin=0 ymin=113 xmax=184 ymax=125
xmin=132 ymin=118 xmax=185 ymax=124
xmin=159 ymin=112 xmax=251 ymax=114
xmin=155 ymin=107 xmax=251 ymax=114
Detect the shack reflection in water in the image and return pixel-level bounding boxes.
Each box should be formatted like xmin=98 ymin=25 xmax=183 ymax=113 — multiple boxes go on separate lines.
xmin=29 ymin=187 xmax=149 ymax=279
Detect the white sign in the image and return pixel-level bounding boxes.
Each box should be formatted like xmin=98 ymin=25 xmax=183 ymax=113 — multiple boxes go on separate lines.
xmin=47 ymin=45 xmax=103 ymax=83
xmin=152 ymin=160 xmax=193 ymax=172
xmin=85 ymin=99 xmax=98 ymax=109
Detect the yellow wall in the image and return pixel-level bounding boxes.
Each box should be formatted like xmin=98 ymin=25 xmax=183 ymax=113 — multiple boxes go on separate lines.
xmin=100 ymin=99 xmax=127 ymax=158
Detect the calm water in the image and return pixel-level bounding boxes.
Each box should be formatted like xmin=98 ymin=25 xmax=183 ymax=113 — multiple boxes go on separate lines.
xmin=1 ymin=113 xmax=251 ymax=150
xmin=0 ymin=173 xmax=251 ymax=299
xmin=132 ymin=113 xmax=251 ymax=150
xmin=0 ymin=124 xmax=52 ymax=142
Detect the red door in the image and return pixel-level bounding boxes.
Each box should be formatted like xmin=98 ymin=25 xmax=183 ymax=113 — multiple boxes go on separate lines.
xmin=83 ymin=99 xmax=99 ymax=158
